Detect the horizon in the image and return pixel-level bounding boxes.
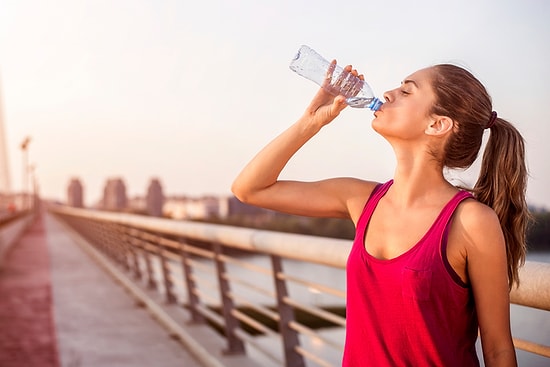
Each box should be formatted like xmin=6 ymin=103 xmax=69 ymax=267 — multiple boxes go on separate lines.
xmin=58 ymin=175 xmax=550 ymax=213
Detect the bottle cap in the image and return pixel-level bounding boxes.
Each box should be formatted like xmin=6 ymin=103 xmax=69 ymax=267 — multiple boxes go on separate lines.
xmin=369 ymin=98 xmax=383 ymax=111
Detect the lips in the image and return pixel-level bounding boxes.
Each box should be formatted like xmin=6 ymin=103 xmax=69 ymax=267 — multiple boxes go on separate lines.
xmin=373 ymin=105 xmax=385 ymax=117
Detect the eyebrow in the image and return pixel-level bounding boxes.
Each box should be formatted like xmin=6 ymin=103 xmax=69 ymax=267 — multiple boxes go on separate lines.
xmin=401 ymin=79 xmax=419 ymax=88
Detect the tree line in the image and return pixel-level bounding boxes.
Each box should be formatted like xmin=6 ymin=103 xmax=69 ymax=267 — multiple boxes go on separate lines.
xmin=527 ymin=210 xmax=550 ymax=252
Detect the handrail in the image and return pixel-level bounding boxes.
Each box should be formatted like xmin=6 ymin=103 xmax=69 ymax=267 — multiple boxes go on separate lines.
xmin=49 ymin=205 xmax=351 ymax=267
xmin=0 ymin=210 xmax=35 ymax=269
xmin=49 ymin=205 xmax=550 ymax=366
xmin=510 ymin=261 xmax=550 ymax=311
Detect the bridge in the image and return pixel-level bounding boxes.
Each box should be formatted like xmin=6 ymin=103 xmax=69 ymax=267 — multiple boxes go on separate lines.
xmin=1 ymin=205 xmax=549 ymax=367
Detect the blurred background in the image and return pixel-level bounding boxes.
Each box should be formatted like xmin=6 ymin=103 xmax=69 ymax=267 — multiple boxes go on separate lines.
xmin=0 ymin=0 xmax=548 ymax=209
xmin=1 ymin=2 xmax=549 ymax=366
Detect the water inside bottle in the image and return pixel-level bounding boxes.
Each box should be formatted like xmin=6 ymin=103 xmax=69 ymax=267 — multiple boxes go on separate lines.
xmin=346 ymin=96 xmax=374 ymax=108
xmin=346 ymin=96 xmax=383 ymax=110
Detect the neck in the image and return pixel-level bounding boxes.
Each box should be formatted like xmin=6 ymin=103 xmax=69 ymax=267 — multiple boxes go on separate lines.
xmin=389 ymin=145 xmax=455 ymax=208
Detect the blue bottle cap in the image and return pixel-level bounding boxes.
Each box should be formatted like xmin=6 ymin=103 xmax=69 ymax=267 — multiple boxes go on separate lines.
xmin=369 ymin=98 xmax=383 ymax=111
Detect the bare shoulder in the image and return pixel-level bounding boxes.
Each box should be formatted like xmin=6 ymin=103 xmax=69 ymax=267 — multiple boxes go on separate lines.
xmin=335 ymin=178 xmax=381 ymax=223
xmin=456 ymin=198 xmax=499 ymax=226
xmin=456 ymin=199 xmax=499 ymax=230
xmin=453 ymin=197 xmax=503 ymax=251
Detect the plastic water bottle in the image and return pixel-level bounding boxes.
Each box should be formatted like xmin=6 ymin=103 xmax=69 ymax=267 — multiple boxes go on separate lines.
xmin=289 ymin=45 xmax=382 ymax=111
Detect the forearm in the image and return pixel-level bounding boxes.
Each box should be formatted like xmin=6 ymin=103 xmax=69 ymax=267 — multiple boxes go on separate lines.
xmin=231 ymin=117 xmax=321 ymax=203
xmin=483 ymin=347 xmax=517 ymax=367
xmin=232 ymin=85 xmax=348 ymax=208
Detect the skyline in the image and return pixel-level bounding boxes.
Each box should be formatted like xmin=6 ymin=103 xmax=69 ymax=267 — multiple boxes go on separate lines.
xmin=1 ymin=0 xmax=549 ymax=209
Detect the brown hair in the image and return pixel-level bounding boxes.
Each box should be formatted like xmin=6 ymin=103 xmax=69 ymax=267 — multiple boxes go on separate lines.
xmin=430 ymin=64 xmax=529 ymax=288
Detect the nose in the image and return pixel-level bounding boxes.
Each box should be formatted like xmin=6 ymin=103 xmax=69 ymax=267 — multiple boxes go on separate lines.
xmin=383 ymin=89 xmax=392 ymax=103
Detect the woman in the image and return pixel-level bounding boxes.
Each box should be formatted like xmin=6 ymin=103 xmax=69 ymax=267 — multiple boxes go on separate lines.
xmin=232 ymin=62 xmax=529 ymax=366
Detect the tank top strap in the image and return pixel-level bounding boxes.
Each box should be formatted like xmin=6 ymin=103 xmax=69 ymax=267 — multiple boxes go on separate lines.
xmin=425 ymin=190 xmax=474 ymax=249
xmin=356 ymin=182 xmax=474 ymax=253
xmin=435 ymin=190 xmax=475 ymax=287
xmin=436 ymin=190 xmax=474 ymax=231
xmin=356 ymin=180 xmax=393 ymax=230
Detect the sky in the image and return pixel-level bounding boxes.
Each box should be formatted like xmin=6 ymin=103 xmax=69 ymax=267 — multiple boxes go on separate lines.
xmin=0 ymin=0 xmax=549 ymax=208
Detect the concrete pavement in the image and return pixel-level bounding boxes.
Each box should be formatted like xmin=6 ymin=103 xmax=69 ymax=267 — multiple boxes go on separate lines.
xmin=0 ymin=214 xmax=59 ymax=367
xmin=0 ymin=212 xmax=204 ymax=367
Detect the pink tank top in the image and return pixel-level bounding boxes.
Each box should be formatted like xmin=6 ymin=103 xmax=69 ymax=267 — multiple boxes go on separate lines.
xmin=343 ymin=180 xmax=479 ymax=366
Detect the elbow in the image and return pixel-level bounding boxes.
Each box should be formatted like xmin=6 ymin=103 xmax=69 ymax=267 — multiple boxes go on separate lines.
xmin=231 ymin=178 xmax=264 ymax=206
xmin=231 ymin=179 xmax=250 ymax=203
xmin=232 ymin=173 xmax=273 ymax=206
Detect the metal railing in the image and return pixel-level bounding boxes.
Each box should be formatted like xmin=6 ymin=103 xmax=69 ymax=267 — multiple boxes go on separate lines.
xmin=49 ymin=205 xmax=550 ymax=367
xmin=0 ymin=210 xmax=36 ymax=269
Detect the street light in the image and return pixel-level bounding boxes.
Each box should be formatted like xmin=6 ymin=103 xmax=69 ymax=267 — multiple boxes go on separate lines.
xmin=29 ymin=163 xmax=37 ymax=210
xmin=20 ymin=136 xmax=31 ymax=210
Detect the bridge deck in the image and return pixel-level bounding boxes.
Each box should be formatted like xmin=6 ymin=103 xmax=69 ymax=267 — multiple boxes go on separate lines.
xmin=0 ymin=213 xmax=203 ymax=367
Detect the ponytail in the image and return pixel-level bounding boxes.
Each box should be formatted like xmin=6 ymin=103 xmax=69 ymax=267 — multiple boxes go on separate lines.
xmin=431 ymin=64 xmax=531 ymax=289
xmin=473 ymin=118 xmax=530 ymax=288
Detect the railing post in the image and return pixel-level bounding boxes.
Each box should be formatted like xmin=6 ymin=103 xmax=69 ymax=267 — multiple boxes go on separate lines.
xmin=99 ymin=221 xmax=113 ymax=257
xmin=128 ymin=235 xmax=143 ymax=280
xmin=107 ymin=223 xmax=125 ymax=266
xmin=118 ymin=228 xmax=132 ymax=272
xmin=271 ymin=255 xmax=305 ymax=367
xmin=180 ymin=240 xmax=204 ymax=323
xmin=213 ymin=242 xmax=245 ymax=355
xmin=141 ymin=239 xmax=157 ymax=290
xmin=159 ymin=243 xmax=177 ymax=304
xmin=112 ymin=224 xmax=130 ymax=270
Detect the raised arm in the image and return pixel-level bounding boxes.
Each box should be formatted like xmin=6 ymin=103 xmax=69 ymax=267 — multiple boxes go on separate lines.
xmin=231 ymin=65 xmax=377 ymax=220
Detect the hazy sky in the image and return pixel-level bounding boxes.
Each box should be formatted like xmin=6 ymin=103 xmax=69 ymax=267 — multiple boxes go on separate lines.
xmin=1 ymin=0 xmax=549 ymax=208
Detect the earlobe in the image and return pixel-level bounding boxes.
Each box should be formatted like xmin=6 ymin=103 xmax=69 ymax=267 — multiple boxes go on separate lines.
xmin=426 ymin=117 xmax=454 ymax=136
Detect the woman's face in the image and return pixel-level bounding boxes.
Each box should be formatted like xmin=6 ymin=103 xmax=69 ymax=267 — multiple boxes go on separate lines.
xmin=372 ymin=67 xmax=438 ymax=141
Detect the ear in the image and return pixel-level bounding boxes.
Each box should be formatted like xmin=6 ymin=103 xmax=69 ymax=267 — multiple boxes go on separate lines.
xmin=425 ymin=116 xmax=454 ymax=136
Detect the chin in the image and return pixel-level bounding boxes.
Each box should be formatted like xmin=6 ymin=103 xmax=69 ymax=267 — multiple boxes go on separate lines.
xmin=371 ymin=118 xmax=384 ymax=134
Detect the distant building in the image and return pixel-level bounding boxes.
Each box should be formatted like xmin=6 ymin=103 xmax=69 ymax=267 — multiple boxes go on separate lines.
xmin=146 ymin=178 xmax=164 ymax=217
xmin=162 ymin=196 xmax=187 ymax=219
xmin=188 ymin=196 xmax=220 ymax=219
xmin=103 ymin=178 xmax=127 ymax=211
xmin=67 ymin=178 xmax=84 ymax=207
xmin=162 ymin=196 xmax=227 ymax=220
xmin=127 ymin=195 xmax=146 ymax=213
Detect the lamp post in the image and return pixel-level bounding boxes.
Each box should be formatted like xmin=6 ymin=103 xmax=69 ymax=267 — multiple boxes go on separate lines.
xmin=20 ymin=136 xmax=31 ymax=210
xmin=29 ymin=163 xmax=36 ymax=211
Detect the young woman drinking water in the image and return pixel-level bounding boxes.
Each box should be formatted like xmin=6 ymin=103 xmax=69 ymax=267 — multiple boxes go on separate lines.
xmin=232 ymin=62 xmax=528 ymax=366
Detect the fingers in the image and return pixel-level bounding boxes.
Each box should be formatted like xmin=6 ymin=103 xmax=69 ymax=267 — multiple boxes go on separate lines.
xmin=315 ymin=95 xmax=347 ymax=126
xmin=343 ymin=64 xmax=361 ymax=77
xmin=320 ymin=63 xmax=365 ymax=104
xmin=322 ymin=95 xmax=348 ymax=124
xmin=346 ymin=65 xmax=364 ymax=80
xmin=305 ymin=88 xmax=347 ymax=121
xmin=333 ymin=95 xmax=348 ymax=112
xmin=327 ymin=63 xmax=362 ymax=81
xmin=323 ymin=60 xmax=337 ymax=87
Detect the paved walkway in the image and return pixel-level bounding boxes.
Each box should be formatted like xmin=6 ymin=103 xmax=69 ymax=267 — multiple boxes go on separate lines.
xmin=0 ymin=212 xmax=203 ymax=367
xmin=0 ymin=214 xmax=59 ymax=367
